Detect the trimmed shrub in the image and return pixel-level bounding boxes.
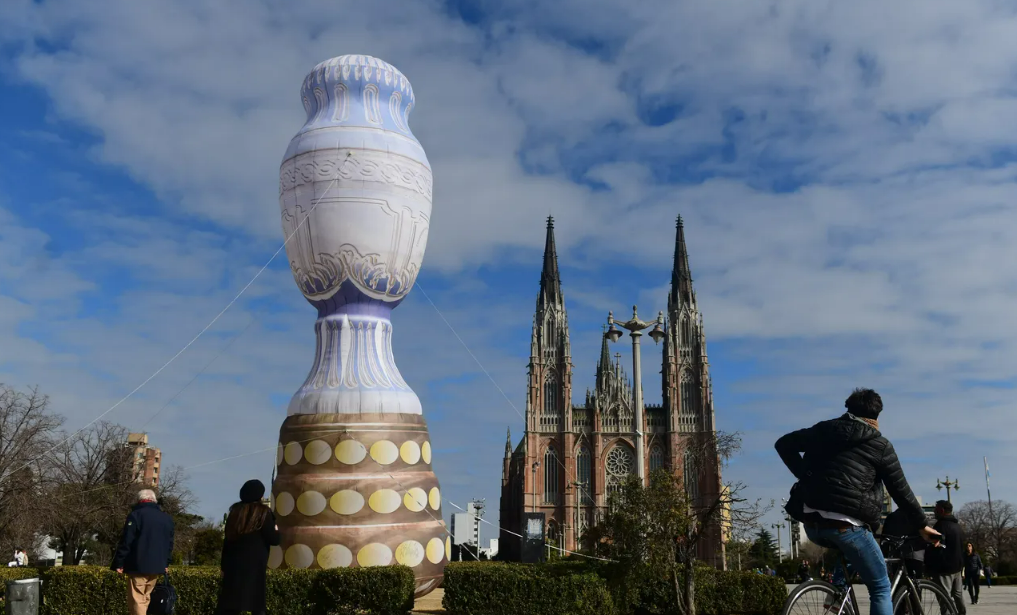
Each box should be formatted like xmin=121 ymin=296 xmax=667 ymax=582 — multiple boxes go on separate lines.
xmin=0 ymin=567 xmax=41 ymax=602
xmin=36 ymin=565 xmax=416 ymax=615
xmin=445 ymin=560 xmax=785 ymax=615
xmin=443 ymin=561 xmax=614 ymax=615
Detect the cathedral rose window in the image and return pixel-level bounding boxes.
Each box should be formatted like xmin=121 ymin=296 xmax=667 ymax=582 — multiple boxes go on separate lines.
xmin=605 ymin=445 xmax=635 ymax=496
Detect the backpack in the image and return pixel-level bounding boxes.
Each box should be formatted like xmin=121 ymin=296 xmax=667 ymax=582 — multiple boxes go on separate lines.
xmin=148 ymin=574 xmax=177 ymax=615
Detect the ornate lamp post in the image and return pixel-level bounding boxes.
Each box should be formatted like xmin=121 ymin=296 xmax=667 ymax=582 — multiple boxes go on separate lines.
xmin=606 ymin=306 xmax=665 ymax=482
xmin=771 ymin=522 xmax=785 ymax=563
xmin=936 ymin=476 xmax=959 ymax=503
xmin=532 ymin=461 xmax=540 ymax=513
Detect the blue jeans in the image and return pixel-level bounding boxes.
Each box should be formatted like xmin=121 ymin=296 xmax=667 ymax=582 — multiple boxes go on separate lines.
xmin=805 ymin=525 xmax=891 ymax=615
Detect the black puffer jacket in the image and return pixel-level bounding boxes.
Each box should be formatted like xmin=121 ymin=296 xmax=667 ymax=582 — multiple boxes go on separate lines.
xmin=926 ymin=515 xmax=965 ymax=575
xmin=776 ymin=414 xmax=927 ymax=530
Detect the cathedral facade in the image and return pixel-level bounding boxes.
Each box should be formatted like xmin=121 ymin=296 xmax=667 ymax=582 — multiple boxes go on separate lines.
xmin=499 ymin=217 xmax=724 ymax=566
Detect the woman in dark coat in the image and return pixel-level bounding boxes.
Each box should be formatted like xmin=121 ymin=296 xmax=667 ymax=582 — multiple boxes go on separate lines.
xmin=217 ymin=480 xmax=281 ymax=615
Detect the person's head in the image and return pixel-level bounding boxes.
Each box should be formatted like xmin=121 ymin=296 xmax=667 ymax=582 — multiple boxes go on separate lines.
xmin=967 ymin=543 xmax=974 ymax=554
xmin=225 ymin=480 xmax=270 ymax=541
xmin=137 ymin=489 xmax=158 ymax=504
xmin=845 ymin=388 xmax=883 ymax=420
xmin=934 ymin=500 xmax=953 ymax=519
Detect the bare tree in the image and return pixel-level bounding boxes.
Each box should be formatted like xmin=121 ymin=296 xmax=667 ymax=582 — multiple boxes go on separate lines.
xmin=593 ymin=431 xmax=771 ymax=615
xmin=959 ymin=500 xmax=1017 ymax=564
xmin=0 ymin=384 xmax=63 ymax=555
xmin=42 ymin=421 xmax=131 ymax=565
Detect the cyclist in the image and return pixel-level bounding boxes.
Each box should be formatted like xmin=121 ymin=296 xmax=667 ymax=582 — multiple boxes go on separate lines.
xmin=776 ymin=388 xmax=940 ymax=615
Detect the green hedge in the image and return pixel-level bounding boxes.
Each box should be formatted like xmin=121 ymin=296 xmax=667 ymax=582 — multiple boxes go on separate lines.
xmin=442 ymin=561 xmax=785 ymax=615
xmin=443 ymin=561 xmax=614 ymax=615
xmin=0 ymin=567 xmax=41 ymax=602
xmin=17 ymin=565 xmax=414 ymax=615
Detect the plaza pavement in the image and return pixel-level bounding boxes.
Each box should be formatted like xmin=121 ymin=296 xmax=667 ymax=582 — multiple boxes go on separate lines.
xmin=786 ymin=584 xmax=1017 ymax=615
xmin=412 ymin=586 xmax=1017 ymax=614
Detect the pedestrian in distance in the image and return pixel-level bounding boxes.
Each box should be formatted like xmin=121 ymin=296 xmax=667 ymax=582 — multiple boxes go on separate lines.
xmin=798 ymin=559 xmax=811 ymax=583
xmin=925 ymin=500 xmax=967 ymax=615
xmin=984 ymin=564 xmax=993 ymax=587
xmin=216 ymin=479 xmax=282 ymax=615
xmin=776 ymin=388 xmax=940 ymax=615
xmin=111 ymin=489 xmax=175 ymax=615
xmin=963 ymin=542 xmax=983 ymax=605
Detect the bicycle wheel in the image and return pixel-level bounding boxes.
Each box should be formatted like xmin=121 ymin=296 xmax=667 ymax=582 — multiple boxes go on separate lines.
xmin=893 ymin=579 xmax=958 ymax=615
xmin=783 ymin=580 xmax=858 ymax=615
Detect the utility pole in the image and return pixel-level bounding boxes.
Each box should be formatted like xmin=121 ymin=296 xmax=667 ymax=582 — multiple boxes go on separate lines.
xmin=936 ymin=476 xmax=959 ymax=503
xmin=772 ymin=523 xmax=784 ymax=563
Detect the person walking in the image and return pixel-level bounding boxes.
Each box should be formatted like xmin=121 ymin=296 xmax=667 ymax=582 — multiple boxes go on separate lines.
xmin=963 ymin=543 xmax=983 ymax=605
xmin=111 ymin=489 xmax=175 ymax=615
xmin=216 ymin=480 xmax=281 ymax=615
xmin=925 ymin=501 xmax=966 ymax=614
xmin=776 ymin=388 xmax=939 ymax=615
xmin=797 ymin=559 xmax=811 ymax=583
xmin=984 ymin=564 xmax=993 ymax=587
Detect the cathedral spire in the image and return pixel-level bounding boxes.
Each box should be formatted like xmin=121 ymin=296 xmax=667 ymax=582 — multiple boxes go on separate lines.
xmin=669 ymin=216 xmax=695 ymax=310
xmin=504 ymin=427 xmax=512 ymax=458
xmin=595 ymin=326 xmax=611 ymax=387
xmin=538 ymin=216 xmax=563 ymax=307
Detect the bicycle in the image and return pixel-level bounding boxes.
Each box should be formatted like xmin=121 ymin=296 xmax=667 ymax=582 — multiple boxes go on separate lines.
xmin=782 ymin=534 xmax=958 ymax=615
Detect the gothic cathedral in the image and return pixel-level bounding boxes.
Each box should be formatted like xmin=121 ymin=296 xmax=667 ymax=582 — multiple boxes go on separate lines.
xmin=499 ymin=216 xmax=724 ymax=566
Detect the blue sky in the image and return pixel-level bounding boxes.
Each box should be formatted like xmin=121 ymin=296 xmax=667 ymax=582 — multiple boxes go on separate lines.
xmin=3 ymin=0 xmax=1017 ymax=545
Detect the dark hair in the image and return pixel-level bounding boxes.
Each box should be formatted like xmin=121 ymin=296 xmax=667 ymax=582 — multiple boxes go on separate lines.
xmin=845 ymin=388 xmax=883 ymax=419
xmin=224 ymin=501 xmax=270 ymax=541
xmin=935 ymin=500 xmax=953 ymax=514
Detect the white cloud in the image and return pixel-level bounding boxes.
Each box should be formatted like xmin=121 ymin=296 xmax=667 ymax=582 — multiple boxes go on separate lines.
xmin=3 ymin=0 xmax=1017 ymax=533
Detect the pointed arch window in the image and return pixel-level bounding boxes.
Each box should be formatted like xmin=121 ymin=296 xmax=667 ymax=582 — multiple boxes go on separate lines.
xmin=683 ymin=448 xmax=699 ymax=501
xmin=542 ymin=374 xmax=560 ymax=428
xmin=577 ymin=447 xmax=593 ymax=505
xmin=680 ymin=371 xmax=698 ymax=427
xmin=649 ymin=445 xmax=666 ymax=473
xmin=543 ymin=446 xmax=561 ymax=505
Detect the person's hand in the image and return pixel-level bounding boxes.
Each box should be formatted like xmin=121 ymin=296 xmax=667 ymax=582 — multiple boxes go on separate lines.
xmin=919 ymin=526 xmax=941 ymax=545
xmin=116 ymin=568 xmax=124 ymax=574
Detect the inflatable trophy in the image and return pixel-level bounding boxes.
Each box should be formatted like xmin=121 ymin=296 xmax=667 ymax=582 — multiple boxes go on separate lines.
xmin=271 ymin=55 xmax=446 ymax=596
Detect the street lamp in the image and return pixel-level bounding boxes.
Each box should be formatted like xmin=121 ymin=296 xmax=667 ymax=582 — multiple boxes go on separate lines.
xmin=936 ymin=476 xmax=959 ymax=503
xmin=771 ymin=523 xmax=785 ymax=563
xmin=571 ymin=480 xmax=588 ymax=551
xmin=606 ymin=306 xmax=665 ymax=482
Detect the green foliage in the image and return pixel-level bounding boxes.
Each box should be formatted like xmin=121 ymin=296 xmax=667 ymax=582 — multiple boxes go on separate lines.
xmin=748 ymin=529 xmax=779 ymax=568
xmin=32 ymin=565 xmax=416 ymax=615
xmin=0 ymin=567 xmax=40 ymax=601
xmin=442 ymin=561 xmax=614 ymax=615
xmin=191 ymin=527 xmax=224 ymax=565
xmin=442 ymin=561 xmax=785 ymax=615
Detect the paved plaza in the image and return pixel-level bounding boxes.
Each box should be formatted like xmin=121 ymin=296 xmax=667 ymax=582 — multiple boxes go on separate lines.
xmin=787 ymin=584 xmax=1017 ymax=615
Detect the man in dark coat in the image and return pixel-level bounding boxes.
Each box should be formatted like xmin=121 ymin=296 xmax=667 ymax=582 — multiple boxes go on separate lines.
xmin=217 ymin=479 xmax=282 ymax=615
xmin=881 ymin=506 xmax=927 ymax=580
xmin=111 ymin=489 xmax=175 ymax=615
xmin=925 ymin=500 xmax=966 ymax=614
xmin=776 ymin=388 xmax=938 ymax=615
xmin=963 ymin=543 xmax=983 ymax=605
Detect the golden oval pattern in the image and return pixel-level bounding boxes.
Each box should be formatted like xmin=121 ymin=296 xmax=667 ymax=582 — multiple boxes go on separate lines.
xmin=368 ymin=489 xmax=402 ymax=514
xmin=330 ymin=490 xmax=365 ymax=515
xmin=296 ymin=491 xmax=327 ymax=516
xmin=370 ymin=440 xmax=399 ymax=465
xmin=285 ymin=544 xmax=314 ymax=569
xmin=357 ymin=543 xmax=393 ymax=567
xmin=426 ymin=537 xmax=444 ymax=564
xmin=335 ymin=439 xmax=367 ymax=465
xmin=395 ymin=540 xmax=425 ymax=567
xmin=400 ymin=440 xmax=421 ymax=464
xmin=275 ymin=492 xmax=295 ymax=517
xmin=304 ymin=440 xmax=332 ymax=465
xmin=428 ymin=487 xmax=441 ymax=510
xmin=421 ymin=441 xmax=432 ymax=464
xmin=404 ymin=488 xmax=427 ymax=512
xmin=317 ymin=544 xmax=353 ymax=569
xmin=284 ymin=442 xmax=303 ymax=465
